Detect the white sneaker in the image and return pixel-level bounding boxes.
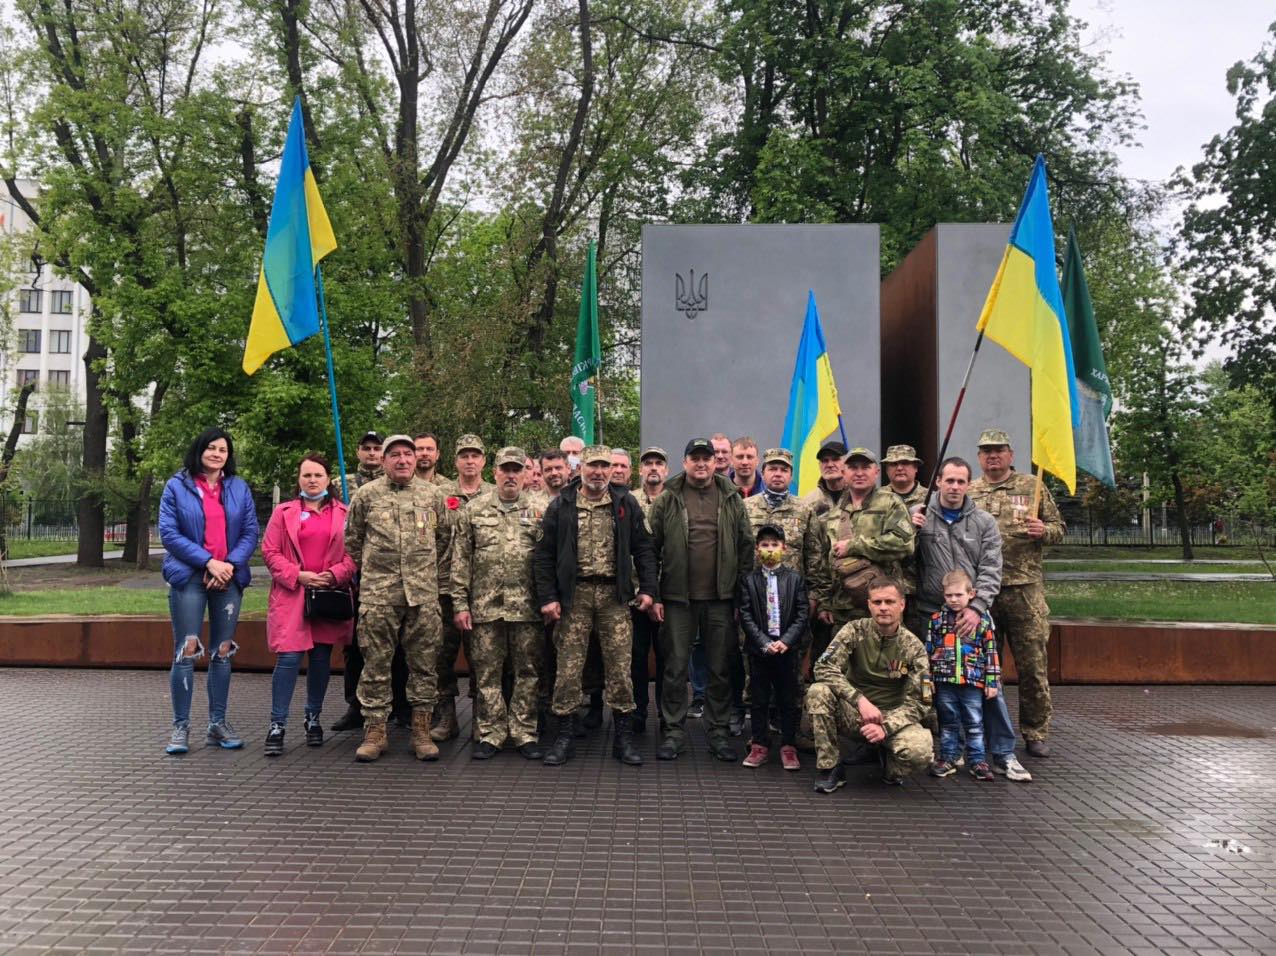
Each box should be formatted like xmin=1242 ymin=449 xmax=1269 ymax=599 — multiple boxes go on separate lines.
xmin=994 ymin=755 xmax=1032 ymax=782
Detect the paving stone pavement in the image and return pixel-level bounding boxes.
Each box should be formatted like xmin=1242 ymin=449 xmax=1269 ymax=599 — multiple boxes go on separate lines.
xmin=1 ymin=668 xmax=1274 ymax=955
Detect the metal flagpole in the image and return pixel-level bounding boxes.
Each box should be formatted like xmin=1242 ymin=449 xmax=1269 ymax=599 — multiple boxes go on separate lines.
xmin=316 ymin=265 xmax=350 ymax=503
xmin=921 ymin=327 xmax=988 ymax=514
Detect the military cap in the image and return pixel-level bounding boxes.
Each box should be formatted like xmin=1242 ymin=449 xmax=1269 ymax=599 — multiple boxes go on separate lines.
xmin=882 ymin=444 xmax=922 ymax=464
xmin=845 ymin=446 xmax=878 ymax=464
xmin=381 ymin=433 xmax=415 ymax=454
xmin=639 ymin=446 xmax=668 ymax=463
xmin=762 ymin=447 xmax=793 ymax=467
xmin=756 ymin=522 xmax=786 ymax=543
xmin=582 ymin=444 xmax=612 ymax=464
xmin=455 ymin=433 xmax=486 ymax=455
xmin=494 ymin=446 xmax=527 ymax=468
xmin=684 ymin=437 xmax=714 ymax=457
xmin=816 ymin=440 xmax=848 ymax=460
xmin=976 ymin=428 xmax=1013 ymax=448
xmin=357 ymin=431 xmax=383 ymax=446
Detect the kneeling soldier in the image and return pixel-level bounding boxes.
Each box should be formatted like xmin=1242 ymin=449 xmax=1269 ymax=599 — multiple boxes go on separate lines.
xmin=533 ymin=445 xmax=658 ymax=766
xmin=806 ymin=578 xmax=931 ymax=789
xmin=451 ymin=447 xmax=547 ymax=760
xmin=345 ymin=434 xmax=452 ymax=762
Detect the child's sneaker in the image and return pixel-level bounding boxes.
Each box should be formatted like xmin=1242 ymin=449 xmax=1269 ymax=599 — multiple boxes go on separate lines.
xmin=742 ymin=743 xmax=769 ymax=767
xmin=780 ymin=745 xmax=800 ymax=771
xmin=929 ymin=758 xmax=958 ymax=778
xmin=969 ymin=761 xmax=995 ymax=782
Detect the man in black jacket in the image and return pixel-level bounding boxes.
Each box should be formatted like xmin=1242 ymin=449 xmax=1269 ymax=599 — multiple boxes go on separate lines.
xmin=533 ymin=445 xmax=659 ymax=766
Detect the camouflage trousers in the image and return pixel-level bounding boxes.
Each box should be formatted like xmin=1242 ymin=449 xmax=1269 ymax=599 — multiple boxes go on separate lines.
xmin=356 ymin=603 xmax=443 ymax=721
xmin=437 ymin=595 xmax=475 ymax=702
xmin=805 ymin=681 xmax=930 ymax=777
xmin=551 ymin=580 xmax=634 ymax=717
xmin=991 ymin=583 xmax=1052 ymax=742
xmin=470 ymin=621 xmax=544 ymax=747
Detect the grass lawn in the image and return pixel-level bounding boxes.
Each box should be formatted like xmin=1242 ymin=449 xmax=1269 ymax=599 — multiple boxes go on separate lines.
xmin=1049 ymin=544 xmax=1265 ymax=560
xmin=0 ymin=587 xmax=268 ymax=618
xmin=1047 ymin=561 xmax=1269 ymax=576
xmin=5 ymin=541 xmax=123 ymax=560
xmin=1046 ymin=580 xmax=1276 ymax=625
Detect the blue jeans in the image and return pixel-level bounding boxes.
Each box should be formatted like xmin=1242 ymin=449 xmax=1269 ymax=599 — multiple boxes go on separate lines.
xmin=271 ymin=645 xmax=334 ymax=724
xmin=936 ymin=683 xmax=987 ymax=765
xmin=168 ymin=577 xmax=243 ymax=727
xmin=982 ymin=688 xmax=1017 ymax=760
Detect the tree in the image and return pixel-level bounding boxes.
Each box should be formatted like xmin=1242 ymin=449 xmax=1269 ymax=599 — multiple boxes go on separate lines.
xmin=1179 ymin=22 xmax=1276 ymax=416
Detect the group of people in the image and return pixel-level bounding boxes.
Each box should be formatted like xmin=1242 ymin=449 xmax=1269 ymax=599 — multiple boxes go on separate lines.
xmin=158 ymin=422 xmax=1065 ymax=791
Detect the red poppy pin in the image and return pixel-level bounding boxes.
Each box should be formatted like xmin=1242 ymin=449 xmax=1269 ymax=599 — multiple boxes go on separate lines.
xmin=446 ymin=496 xmax=460 ymax=510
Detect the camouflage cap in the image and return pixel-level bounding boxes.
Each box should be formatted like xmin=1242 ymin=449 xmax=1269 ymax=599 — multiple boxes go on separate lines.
xmin=977 ymin=428 xmax=1013 ymax=448
xmin=582 ymin=444 xmax=613 ymax=465
xmin=455 ymin=433 xmax=485 ymax=455
xmin=762 ymin=447 xmax=793 ymax=467
xmin=494 ymin=446 xmax=527 ymax=468
xmin=845 ymin=446 xmax=878 ymax=464
xmin=639 ymin=446 xmax=668 ymax=463
xmin=381 ymin=433 xmax=415 ymax=454
xmin=882 ymin=444 xmax=922 ymax=464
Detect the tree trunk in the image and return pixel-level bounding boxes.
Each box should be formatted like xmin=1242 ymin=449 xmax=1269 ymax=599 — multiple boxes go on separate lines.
xmin=1169 ymin=470 xmax=1193 ymax=561
xmin=0 ymin=383 xmax=37 ymax=561
xmin=120 ymin=413 xmax=140 ymax=563
xmin=76 ymin=334 xmax=109 ymax=568
xmin=134 ymin=472 xmax=155 ymax=570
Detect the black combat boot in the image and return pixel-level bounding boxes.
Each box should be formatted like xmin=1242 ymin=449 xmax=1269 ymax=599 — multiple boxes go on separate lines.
xmin=543 ymin=715 xmax=577 ymax=766
xmin=611 ymin=713 xmax=643 ymax=766
xmin=332 ymin=705 xmax=363 ymax=733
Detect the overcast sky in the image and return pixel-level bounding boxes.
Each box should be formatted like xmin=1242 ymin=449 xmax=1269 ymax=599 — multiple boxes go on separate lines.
xmin=1073 ymin=0 xmax=1275 ymax=187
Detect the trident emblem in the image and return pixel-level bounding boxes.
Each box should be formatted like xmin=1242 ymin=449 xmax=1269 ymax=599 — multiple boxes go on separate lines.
xmin=675 ymin=269 xmax=709 ymax=320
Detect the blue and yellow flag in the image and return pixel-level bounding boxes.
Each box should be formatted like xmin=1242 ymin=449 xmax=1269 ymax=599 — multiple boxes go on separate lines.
xmin=976 ymin=155 xmax=1079 ymax=493
xmin=243 ymin=97 xmax=337 ymax=375
xmin=781 ymin=291 xmax=846 ymax=497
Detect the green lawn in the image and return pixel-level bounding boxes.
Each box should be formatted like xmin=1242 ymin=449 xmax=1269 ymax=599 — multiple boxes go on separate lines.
xmin=1046 ymin=580 xmax=1276 ymax=625
xmin=1049 ymin=544 xmax=1265 ymax=560
xmin=1047 ymin=561 xmax=1269 ymax=576
xmin=5 ymin=541 xmax=123 ymax=560
xmin=0 ymin=587 xmax=268 ymax=617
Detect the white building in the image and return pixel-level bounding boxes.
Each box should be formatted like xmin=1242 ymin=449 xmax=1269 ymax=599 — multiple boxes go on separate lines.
xmin=0 ymin=179 xmax=91 ymax=444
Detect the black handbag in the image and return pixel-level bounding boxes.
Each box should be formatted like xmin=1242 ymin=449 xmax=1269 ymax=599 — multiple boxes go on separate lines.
xmin=304 ymin=587 xmax=355 ymax=621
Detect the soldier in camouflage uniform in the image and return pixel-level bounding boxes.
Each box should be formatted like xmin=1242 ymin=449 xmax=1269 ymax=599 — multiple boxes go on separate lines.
xmin=533 ymin=446 xmax=658 ymax=766
xmin=344 ymin=434 xmax=452 ymax=763
xmin=450 ymin=447 xmax=547 ymax=760
xmin=882 ymin=444 xmax=929 ymax=636
xmin=807 ymin=579 xmax=931 ymax=790
xmin=968 ymin=428 xmax=1065 ymax=758
xmin=809 ymin=448 xmax=915 ymax=647
xmin=414 ymin=433 xmax=451 ymax=487
xmin=433 ymin=434 xmax=495 ymax=742
xmin=799 ymin=440 xmax=850 ymax=513
xmin=343 ymin=431 xmax=383 ymax=492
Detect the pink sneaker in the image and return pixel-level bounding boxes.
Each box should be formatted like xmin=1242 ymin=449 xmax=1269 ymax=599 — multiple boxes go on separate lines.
xmin=780 ymin=745 xmax=800 ymax=771
xmin=742 ymin=743 xmax=769 ymax=767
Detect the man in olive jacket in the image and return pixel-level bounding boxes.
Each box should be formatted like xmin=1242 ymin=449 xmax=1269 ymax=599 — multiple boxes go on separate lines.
xmin=647 ymin=438 xmax=756 ymax=762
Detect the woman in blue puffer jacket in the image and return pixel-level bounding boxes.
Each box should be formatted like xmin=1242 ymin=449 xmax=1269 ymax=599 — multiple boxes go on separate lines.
xmin=158 ymin=427 xmax=260 ymax=755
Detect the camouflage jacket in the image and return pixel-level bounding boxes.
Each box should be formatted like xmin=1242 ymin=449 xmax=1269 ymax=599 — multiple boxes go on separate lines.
xmin=799 ymin=479 xmax=847 ymax=515
xmin=636 ymin=487 xmax=664 ymax=518
xmin=345 ymin=475 xmax=451 ymax=607
xmin=968 ymin=470 xmax=1065 ymax=586
xmin=889 ymin=482 xmax=928 ymax=592
xmin=744 ymin=493 xmax=821 ymax=576
xmin=809 ymin=487 xmax=915 ymax=614
xmin=813 ymin=617 xmax=931 ymax=733
xmin=344 ymin=465 xmax=381 ymax=492
xmin=891 ymin=482 xmax=929 ymax=512
xmin=439 ymin=478 xmax=495 ymax=504
xmin=450 ymin=490 xmax=544 ymax=623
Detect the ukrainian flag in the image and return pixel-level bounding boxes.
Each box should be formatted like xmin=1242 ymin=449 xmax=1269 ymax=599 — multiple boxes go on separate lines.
xmin=976 ymin=155 xmax=1079 ymax=493
xmin=781 ymin=291 xmax=845 ymax=497
xmin=242 ymin=97 xmax=337 ymax=375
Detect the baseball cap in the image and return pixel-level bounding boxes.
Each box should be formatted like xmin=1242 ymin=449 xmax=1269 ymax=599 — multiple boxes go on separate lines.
xmin=762 ymin=448 xmax=793 ymax=467
xmin=381 ymin=433 xmax=415 ymax=454
xmin=639 ymin=446 xmax=668 ymax=463
xmin=977 ymin=428 xmax=1012 ymax=448
xmin=882 ymin=444 xmax=922 ymax=464
xmin=494 ymin=446 xmax=527 ymax=468
xmin=845 ymin=447 xmax=878 ymax=464
xmin=455 ymin=434 xmax=486 ymax=455
xmin=816 ymin=440 xmax=848 ymax=461
xmin=357 ymin=431 xmax=383 ymax=446
xmin=582 ymin=444 xmax=612 ymax=465
xmin=756 ymin=523 xmax=786 ymax=543
xmin=684 ymin=438 xmax=714 ymax=458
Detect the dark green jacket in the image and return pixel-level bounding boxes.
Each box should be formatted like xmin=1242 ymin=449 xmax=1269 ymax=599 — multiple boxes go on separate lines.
xmin=647 ymin=472 xmax=755 ymax=604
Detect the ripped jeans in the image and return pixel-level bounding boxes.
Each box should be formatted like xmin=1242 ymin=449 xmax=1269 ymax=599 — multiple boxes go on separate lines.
xmin=169 ymin=576 xmax=243 ymax=728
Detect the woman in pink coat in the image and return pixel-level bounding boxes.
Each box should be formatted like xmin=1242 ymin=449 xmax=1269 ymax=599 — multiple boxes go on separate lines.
xmin=261 ymin=453 xmax=357 ymax=755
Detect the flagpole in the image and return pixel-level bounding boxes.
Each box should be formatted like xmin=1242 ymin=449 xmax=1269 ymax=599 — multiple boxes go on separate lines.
xmin=316 ymin=265 xmax=350 ymax=503
xmin=922 ymin=327 xmax=987 ymax=511
xmin=595 ymin=372 xmax=604 ymax=446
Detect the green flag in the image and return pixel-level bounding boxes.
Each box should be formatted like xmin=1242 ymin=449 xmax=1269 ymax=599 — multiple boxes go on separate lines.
xmin=570 ymin=241 xmax=601 ymax=443
xmin=1062 ymin=227 xmax=1115 ymax=487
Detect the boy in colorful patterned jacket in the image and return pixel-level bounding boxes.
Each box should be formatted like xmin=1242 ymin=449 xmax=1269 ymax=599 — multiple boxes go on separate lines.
xmin=925 ymin=569 xmax=1000 ymax=781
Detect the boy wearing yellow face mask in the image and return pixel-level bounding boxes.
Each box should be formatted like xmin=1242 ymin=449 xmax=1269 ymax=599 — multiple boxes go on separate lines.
xmin=736 ymin=525 xmax=810 ymax=770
